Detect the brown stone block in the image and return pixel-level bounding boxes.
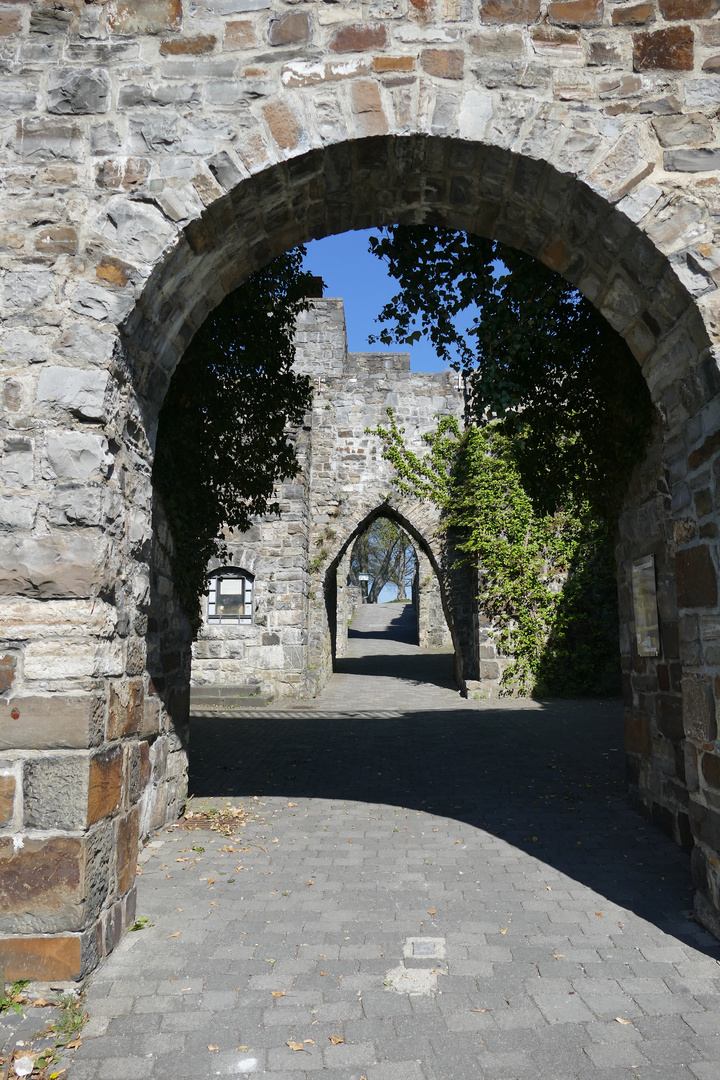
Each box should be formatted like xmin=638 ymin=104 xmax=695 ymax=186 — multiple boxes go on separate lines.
xmin=0 ymin=936 xmax=82 ymax=982
xmin=481 ymin=0 xmax=541 ymax=22
xmin=0 ymin=695 xmax=101 ymax=751
xmin=0 ymin=776 xmax=14 ymax=827
xmin=690 ymin=801 xmax=720 ymax=849
xmin=108 ymin=679 xmax=144 ymax=739
xmin=168 ymin=686 xmax=189 ymax=731
xmin=96 ymin=158 xmax=150 ymax=191
xmin=116 ymin=806 xmax=140 ymax=895
xmin=107 ymin=0 xmax=181 ymax=35
xmin=269 ymin=11 xmax=310 ymax=47
xmin=373 ymin=56 xmax=415 ymax=72
xmin=682 ymin=674 xmax=718 ymax=742
xmin=126 ymin=740 xmax=151 ymax=805
xmin=351 ymin=81 xmax=389 ymax=137
xmin=88 ymin=745 xmax=123 ymax=825
xmin=701 ymin=751 xmax=720 ymax=789
xmin=33 ymin=226 xmax=78 ymax=256
xmin=0 ymin=654 xmax=15 ymax=695
xmin=0 ymin=837 xmax=83 ymax=933
xmin=225 ymin=21 xmax=255 ymax=49
xmin=159 ymin=34 xmax=216 ymax=55
xmin=330 ymin=23 xmax=387 ymax=53
xmin=548 ymin=0 xmax=603 ymax=25
xmin=625 ymin=711 xmax=652 ymax=754
xmin=23 ymin=754 xmax=90 ymax=830
xmin=612 ymin=3 xmax=655 ymax=24
xmin=0 ymin=11 xmax=21 ymax=35
xmin=676 ymin=545 xmax=718 ymax=608
xmin=633 ymin=26 xmax=694 ymax=71
xmin=688 ymin=428 xmax=720 ymax=469
xmin=659 ymin=0 xmax=720 ymax=17
xmin=421 ymin=48 xmax=464 ymax=78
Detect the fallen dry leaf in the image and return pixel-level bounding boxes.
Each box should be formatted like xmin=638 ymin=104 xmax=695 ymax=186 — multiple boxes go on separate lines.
xmin=207 ymin=1044 xmax=218 ymax=1051
xmin=615 ymin=1017 xmax=632 ymax=1025
xmin=270 ymin=991 xmax=285 ymax=998
xmin=552 ymin=954 xmax=564 ymax=959
xmin=499 ymin=929 xmax=507 ymax=935
xmin=175 ymin=858 xmax=188 ymax=863
xmin=287 ymin=802 xmax=298 ymax=807
xmin=31 ymin=997 xmax=51 ymax=1007
xmin=64 ymin=1036 xmax=82 ymax=1050
xmin=319 ymin=971 xmax=327 ymax=976
xmin=306 ymin=881 xmax=314 ymax=886
xmin=304 ymin=1039 xmax=315 ymax=1044
xmin=595 ymin=912 xmax=603 ymax=917
xmin=286 ymin=1041 xmax=306 ymax=1052
xmin=427 ymin=909 xmax=436 ymax=916
xmin=169 ymin=932 xmax=182 ymax=938
xmin=328 ymin=1036 xmax=344 ymax=1045
xmin=237 ymin=1046 xmax=249 ymax=1052
xmin=472 ymin=1009 xmax=490 ymax=1013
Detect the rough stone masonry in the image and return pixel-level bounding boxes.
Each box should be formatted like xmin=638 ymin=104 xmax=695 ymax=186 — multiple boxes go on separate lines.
xmin=190 ymin=296 xmax=462 ymax=707
xmin=1 ymin=0 xmax=720 ymax=980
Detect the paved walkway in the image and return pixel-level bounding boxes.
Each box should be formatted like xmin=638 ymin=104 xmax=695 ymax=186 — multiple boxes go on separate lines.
xmin=71 ymin=605 xmax=720 ymax=1080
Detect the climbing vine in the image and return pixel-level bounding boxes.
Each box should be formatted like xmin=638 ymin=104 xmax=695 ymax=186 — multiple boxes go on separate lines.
xmin=369 ymin=411 xmax=619 ymax=696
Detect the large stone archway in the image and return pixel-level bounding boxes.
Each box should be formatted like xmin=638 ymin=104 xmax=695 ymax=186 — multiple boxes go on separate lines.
xmin=2 ymin=1 xmax=720 ymax=979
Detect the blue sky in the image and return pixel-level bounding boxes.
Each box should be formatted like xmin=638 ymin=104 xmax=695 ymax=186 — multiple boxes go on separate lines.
xmin=303 ymin=229 xmax=448 ymax=374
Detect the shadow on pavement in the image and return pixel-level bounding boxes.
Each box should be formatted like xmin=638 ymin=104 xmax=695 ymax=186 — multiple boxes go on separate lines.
xmin=187 ymin=700 xmax=715 ymax=957
xmin=334 ymin=650 xmax=457 ymax=691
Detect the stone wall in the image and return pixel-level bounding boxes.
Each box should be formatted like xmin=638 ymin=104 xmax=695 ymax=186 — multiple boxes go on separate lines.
xmin=190 ymin=298 xmax=458 ymax=702
xmin=2 ymin=0 xmax=720 ymax=977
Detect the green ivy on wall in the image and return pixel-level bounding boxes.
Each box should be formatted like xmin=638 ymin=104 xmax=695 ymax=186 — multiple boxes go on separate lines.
xmin=369 ymin=411 xmax=620 ymax=697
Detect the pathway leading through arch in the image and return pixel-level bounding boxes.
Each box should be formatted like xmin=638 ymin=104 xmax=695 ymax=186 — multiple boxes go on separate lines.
xmin=69 ymin=611 xmax=720 ymax=1080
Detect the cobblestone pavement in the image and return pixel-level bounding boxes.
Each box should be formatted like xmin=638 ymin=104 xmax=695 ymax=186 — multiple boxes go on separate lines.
xmin=71 ymin=606 xmax=720 ymax=1080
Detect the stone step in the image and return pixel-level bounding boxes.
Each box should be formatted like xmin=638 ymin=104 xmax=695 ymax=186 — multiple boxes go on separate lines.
xmin=189 ymin=684 xmax=272 ymax=708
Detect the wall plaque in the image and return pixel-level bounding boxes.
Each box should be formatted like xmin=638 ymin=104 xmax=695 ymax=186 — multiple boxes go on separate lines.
xmin=632 ymin=555 xmax=660 ymax=657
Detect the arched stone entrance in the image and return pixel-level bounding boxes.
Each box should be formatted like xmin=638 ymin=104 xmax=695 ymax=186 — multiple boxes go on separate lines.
xmin=2 ymin=4 xmax=720 ymax=978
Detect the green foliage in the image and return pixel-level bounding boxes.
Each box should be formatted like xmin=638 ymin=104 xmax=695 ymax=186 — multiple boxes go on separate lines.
xmin=369 ymin=411 xmax=619 ymax=696
xmin=154 ymin=250 xmax=316 ymax=632
xmin=368 ymin=226 xmax=653 ymax=518
xmin=0 ymin=979 xmax=30 ymax=1015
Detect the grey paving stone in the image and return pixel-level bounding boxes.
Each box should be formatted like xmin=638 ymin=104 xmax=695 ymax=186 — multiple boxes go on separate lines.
xmin=69 ymin=625 xmax=720 ymax=1080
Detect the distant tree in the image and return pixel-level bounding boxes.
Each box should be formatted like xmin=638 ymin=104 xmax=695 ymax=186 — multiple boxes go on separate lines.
xmin=350 ymin=518 xmax=416 ymax=603
xmin=369 ymin=226 xmax=653 ymax=518
xmin=153 ymin=249 xmax=318 ymax=632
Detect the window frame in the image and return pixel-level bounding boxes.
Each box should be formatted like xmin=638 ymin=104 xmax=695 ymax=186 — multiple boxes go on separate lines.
xmin=206 ymin=568 xmax=254 ymax=625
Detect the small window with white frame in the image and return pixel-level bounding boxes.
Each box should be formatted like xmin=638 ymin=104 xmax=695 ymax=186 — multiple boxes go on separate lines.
xmin=207 ymin=568 xmax=254 ymax=625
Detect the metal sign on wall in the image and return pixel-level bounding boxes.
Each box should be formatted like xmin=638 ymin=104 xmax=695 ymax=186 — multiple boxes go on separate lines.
xmin=632 ymin=555 xmax=660 ymax=658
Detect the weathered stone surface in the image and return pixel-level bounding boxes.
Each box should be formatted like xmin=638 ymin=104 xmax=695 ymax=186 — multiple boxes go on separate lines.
xmin=48 ymin=489 xmax=105 ymax=527
xmin=0 ymin=655 xmax=16 ymax=695
xmin=0 ymin=936 xmax=83 ymax=982
xmin=0 ymin=10 xmax=21 ymax=36
xmin=0 ymin=437 xmax=34 ymax=486
xmin=55 ymin=323 xmax=116 ymax=367
xmin=16 ymin=118 xmax=83 ymax=161
xmin=422 ymin=47 xmax=464 ymax=77
xmin=652 ymin=113 xmax=713 ymax=149
xmin=351 ymin=80 xmax=388 ymax=136
xmin=47 ymin=69 xmax=111 ymax=115
xmin=683 ymin=674 xmax=718 ymax=743
xmin=262 ymin=101 xmax=302 ymax=151
xmin=115 ymin=806 xmax=140 ymax=894
xmin=0 ymin=837 xmax=84 ymax=934
xmin=33 ymin=226 xmax=79 ymax=257
xmin=108 ymin=680 xmax=144 ymax=739
xmin=0 ymin=775 xmax=14 ymax=827
xmin=657 ymin=695 xmax=684 ymax=741
xmin=676 ymin=545 xmax=718 ymax=609
xmin=160 ymin=35 xmax=216 ymax=55
xmin=548 ymin=0 xmax=603 ymax=26
xmin=0 ymin=599 xmax=116 ymax=642
xmin=107 ymin=0 xmax=182 ymax=35
xmin=612 ymin=3 xmax=655 ymax=24
xmin=43 ymin=431 xmax=113 ymax=482
xmin=23 ymin=754 xmax=90 ymax=830
xmin=88 ymin=746 xmax=123 ymax=825
xmin=269 ymin=12 xmax=310 ymax=47
xmin=664 ymin=148 xmax=720 ymax=173
xmin=225 ymin=20 xmax=255 ymax=47
xmin=0 ymin=695 xmax=102 ymax=751
xmin=36 ymin=367 xmax=109 ymax=419
xmin=659 ymin=0 xmax=720 ymax=16
xmin=633 ymin=27 xmax=694 ymax=71
xmin=0 ymin=534 xmax=105 ymax=599
xmin=330 ymin=23 xmax=387 ymax=52
xmin=480 ymin=0 xmax=541 ymax=22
